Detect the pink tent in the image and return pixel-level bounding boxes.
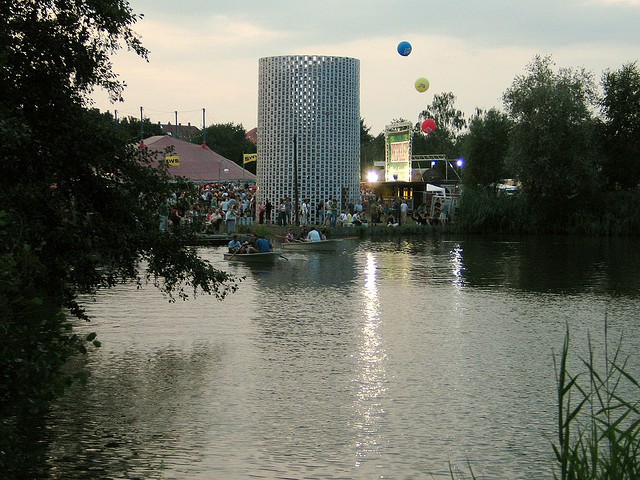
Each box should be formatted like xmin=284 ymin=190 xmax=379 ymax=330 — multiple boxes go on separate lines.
xmin=143 ymin=135 xmax=256 ymax=183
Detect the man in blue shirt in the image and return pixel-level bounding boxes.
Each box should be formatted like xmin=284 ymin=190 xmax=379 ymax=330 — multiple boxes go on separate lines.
xmin=247 ymin=234 xmax=273 ymax=253
xmin=227 ymin=235 xmax=242 ymax=253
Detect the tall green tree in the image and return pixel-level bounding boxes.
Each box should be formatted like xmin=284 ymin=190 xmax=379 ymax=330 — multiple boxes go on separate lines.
xmin=0 ymin=1 xmax=236 ymax=474
xmin=503 ymin=55 xmax=601 ymax=225
xmin=600 ymin=62 xmax=640 ymax=189
xmin=117 ymin=114 xmax=164 ymax=142
xmin=460 ymin=108 xmax=512 ymax=188
xmin=413 ymin=92 xmax=467 ymax=158
xmin=193 ymin=122 xmax=256 ymax=170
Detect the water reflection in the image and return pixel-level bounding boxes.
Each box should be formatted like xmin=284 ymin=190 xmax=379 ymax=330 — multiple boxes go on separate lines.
xmin=449 ymin=242 xmax=464 ymax=289
xmin=457 ymin=235 xmax=640 ymax=295
xmin=46 ymin=342 xmax=224 ymax=479
xmin=37 ymin=237 xmax=640 ymax=479
xmin=353 ymin=253 xmax=387 ymax=468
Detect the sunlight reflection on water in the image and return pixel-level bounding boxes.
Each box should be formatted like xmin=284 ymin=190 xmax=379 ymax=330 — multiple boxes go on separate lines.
xmin=44 ymin=236 xmax=640 ymax=479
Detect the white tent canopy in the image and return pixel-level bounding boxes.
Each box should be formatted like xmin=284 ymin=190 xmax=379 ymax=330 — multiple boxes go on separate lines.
xmin=425 ymin=183 xmax=446 ymax=195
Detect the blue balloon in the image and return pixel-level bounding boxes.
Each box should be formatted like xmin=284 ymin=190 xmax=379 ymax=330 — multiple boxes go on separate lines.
xmin=397 ymin=41 xmax=412 ymax=56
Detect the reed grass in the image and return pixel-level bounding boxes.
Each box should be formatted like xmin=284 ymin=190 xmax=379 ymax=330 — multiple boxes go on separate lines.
xmin=443 ymin=322 xmax=638 ymax=480
xmin=553 ymin=323 xmax=640 ymax=479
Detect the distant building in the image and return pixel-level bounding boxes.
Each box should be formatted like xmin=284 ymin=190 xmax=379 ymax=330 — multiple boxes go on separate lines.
xmin=257 ymin=55 xmax=360 ymax=223
xmin=245 ymin=127 xmax=257 ymax=144
xmin=144 ymin=136 xmax=255 ymax=184
xmin=159 ymin=122 xmax=201 ymax=143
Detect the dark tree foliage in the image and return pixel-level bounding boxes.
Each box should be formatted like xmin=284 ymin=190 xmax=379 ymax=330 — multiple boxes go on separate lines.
xmin=461 ymin=108 xmax=512 ymax=188
xmin=193 ymin=122 xmax=256 ymax=169
xmin=503 ymin=56 xmax=601 ymax=227
xmin=0 ymin=1 xmax=237 ymax=473
xmin=413 ymin=92 xmax=467 ymax=159
xmin=116 ymin=114 xmax=164 ymax=143
xmin=600 ymin=62 xmax=640 ymax=190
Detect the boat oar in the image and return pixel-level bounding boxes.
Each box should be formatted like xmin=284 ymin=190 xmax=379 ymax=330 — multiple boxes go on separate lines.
xmin=228 ymin=243 xmax=246 ymax=259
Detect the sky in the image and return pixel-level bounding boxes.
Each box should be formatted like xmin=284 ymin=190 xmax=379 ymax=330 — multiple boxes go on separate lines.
xmin=90 ymin=0 xmax=640 ymax=136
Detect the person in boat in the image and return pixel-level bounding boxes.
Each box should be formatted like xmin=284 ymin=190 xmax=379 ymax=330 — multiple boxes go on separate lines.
xmin=245 ymin=233 xmax=273 ymax=253
xmin=319 ymin=229 xmax=327 ymax=240
xmin=298 ymin=227 xmax=309 ymax=241
xmin=284 ymin=229 xmax=295 ymax=243
xmin=227 ymin=234 xmax=243 ymax=253
xmin=307 ymin=227 xmax=322 ymax=242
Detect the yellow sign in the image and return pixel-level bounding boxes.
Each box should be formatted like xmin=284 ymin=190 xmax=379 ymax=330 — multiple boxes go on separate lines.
xmin=165 ymin=155 xmax=180 ymax=166
xmin=243 ymin=153 xmax=257 ymax=164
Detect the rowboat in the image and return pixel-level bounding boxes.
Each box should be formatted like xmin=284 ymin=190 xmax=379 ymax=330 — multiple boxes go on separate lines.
xmin=280 ymin=239 xmax=343 ymax=252
xmin=223 ymin=251 xmax=282 ymax=264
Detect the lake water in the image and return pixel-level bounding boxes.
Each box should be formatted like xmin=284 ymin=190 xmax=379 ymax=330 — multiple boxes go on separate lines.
xmin=42 ymin=235 xmax=640 ymax=479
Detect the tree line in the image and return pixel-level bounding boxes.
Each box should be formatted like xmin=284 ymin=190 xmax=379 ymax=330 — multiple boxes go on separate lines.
xmin=360 ymin=56 xmax=640 ymax=234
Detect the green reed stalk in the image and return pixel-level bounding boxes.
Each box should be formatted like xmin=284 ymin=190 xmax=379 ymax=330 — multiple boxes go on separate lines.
xmin=553 ymin=324 xmax=640 ymax=479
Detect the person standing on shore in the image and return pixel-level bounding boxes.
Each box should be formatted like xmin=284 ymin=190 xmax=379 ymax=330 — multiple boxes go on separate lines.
xmin=393 ymin=198 xmax=402 ymax=226
xmin=225 ymin=206 xmax=237 ymax=233
xmin=265 ymin=200 xmax=273 ymax=224
xmin=257 ymin=201 xmax=265 ymax=224
xmin=284 ymin=197 xmax=292 ymax=225
xmin=330 ymin=199 xmax=338 ymax=227
xmin=316 ymin=199 xmax=324 ymax=226
xmin=300 ymin=199 xmax=308 ymax=226
xmin=400 ymin=199 xmax=408 ymax=225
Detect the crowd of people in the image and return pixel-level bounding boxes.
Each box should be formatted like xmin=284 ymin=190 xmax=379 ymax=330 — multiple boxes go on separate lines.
xmin=158 ymin=181 xmax=451 ymax=233
xmin=158 ymin=182 xmax=258 ymax=233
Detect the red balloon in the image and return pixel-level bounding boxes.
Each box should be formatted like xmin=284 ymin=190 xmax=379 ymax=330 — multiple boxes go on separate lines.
xmin=421 ymin=119 xmax=436 ymax=134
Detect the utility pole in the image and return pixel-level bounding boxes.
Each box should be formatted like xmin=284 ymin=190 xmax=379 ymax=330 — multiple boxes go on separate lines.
xmin=293 ymin=134 xmax=299 ymax=226
xmin=202 ymin=108 xmax=206 ymax=145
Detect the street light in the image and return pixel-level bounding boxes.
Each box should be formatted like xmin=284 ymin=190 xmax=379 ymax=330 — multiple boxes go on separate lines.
xmin=366 ymin=170 xmax=379 ymax=183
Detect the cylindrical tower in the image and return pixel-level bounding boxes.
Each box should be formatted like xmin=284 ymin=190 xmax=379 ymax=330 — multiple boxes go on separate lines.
xmin=257 ymin=55 xmax=360 ymax=224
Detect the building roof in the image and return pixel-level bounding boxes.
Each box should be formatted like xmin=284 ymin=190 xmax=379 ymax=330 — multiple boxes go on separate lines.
xmin=245 ymin=127 xmax=257 ymax=144
xmin=143 ymin=135 xmax=256 ymax=183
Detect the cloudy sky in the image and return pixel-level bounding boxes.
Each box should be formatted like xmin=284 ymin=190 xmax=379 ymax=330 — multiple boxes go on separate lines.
xmin=90 ymin=0 xmax=640 ymax=136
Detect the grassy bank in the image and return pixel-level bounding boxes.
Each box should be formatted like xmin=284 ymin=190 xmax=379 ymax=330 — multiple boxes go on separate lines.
xmin=232 ymin=221 xmax=456 ymax=241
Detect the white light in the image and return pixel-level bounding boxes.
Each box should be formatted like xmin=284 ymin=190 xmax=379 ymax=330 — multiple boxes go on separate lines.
xmin=366 ymin=170 xmax=379 ymax=183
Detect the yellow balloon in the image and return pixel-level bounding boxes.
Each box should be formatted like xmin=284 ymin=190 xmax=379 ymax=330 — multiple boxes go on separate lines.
xmin=415 ymin=77 xmax=429 ymax=93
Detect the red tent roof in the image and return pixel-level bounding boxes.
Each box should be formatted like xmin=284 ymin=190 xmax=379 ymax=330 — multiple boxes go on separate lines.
xmin=245 ymin=127 xmax=257 ymax=144
xmin=143 ymin=136 xmax=256 ymax=183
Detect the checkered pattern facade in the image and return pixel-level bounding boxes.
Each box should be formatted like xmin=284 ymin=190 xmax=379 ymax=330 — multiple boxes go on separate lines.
xmin=257 ymin=55 xmax=360 ymax=223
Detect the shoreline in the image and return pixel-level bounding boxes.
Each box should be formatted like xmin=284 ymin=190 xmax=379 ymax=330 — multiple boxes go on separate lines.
xmin=194 ymin=222 xmax=453 ymax=245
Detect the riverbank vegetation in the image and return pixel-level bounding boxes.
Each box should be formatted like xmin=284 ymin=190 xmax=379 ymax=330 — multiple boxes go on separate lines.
xmin=554 ymin=326 xmax=640 ymax=480
xmin=455 ymin=57 xmax=640 ymax=236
